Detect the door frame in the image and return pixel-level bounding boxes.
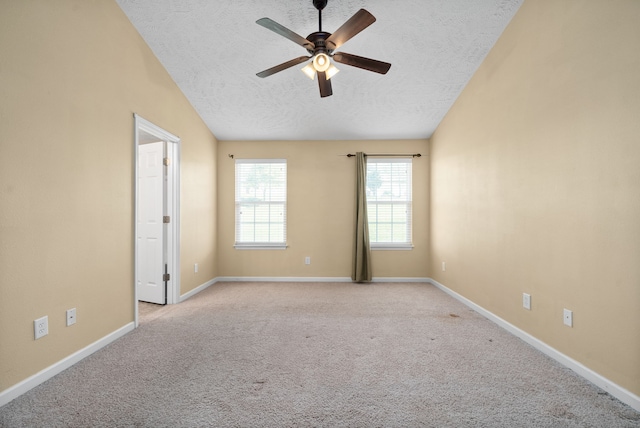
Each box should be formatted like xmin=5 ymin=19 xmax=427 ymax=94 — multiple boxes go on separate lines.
xmin=133 ymin=114 xmax=181 ymax=326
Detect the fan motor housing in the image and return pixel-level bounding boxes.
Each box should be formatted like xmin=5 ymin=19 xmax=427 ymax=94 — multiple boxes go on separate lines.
xmin=306 ymin=31 xmax=333 ymax=55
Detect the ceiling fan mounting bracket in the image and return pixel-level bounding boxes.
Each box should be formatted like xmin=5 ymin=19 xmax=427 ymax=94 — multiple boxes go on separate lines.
xmin=313 ymin=0 xmax=328 ymax=11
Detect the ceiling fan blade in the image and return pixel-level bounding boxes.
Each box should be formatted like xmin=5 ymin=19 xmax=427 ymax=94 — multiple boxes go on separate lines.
xmin=325 ymin=9 xmax=376 ymax=50
xmin=332 ymin=52 xmax=391 ymax=74
xmin=317 ymin=71 xmax=333 ymax=97
xmin=256 ymin=18 xmax=314 ymax=50
xmin=257 ymin=56 xmax=311 ymax=78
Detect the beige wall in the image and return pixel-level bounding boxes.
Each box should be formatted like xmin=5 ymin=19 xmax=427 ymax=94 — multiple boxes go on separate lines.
xmin=217 ymin=140 xmax=429 ymax=279
xmin=0 ymin=1 xmax=217 ymax=391
xmin=430 ymin=0 xmax=640 ymax=395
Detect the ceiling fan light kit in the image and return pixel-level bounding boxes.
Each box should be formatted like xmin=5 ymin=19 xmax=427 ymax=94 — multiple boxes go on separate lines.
xmin=313 ymin=53 xmax=330 ymax=72
xmin=256 ymin=0 xmax=391 ymax=98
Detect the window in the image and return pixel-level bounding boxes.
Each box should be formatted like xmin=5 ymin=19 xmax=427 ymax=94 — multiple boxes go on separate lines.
xmin=366 ymin=158 xmax=412 ymax=249
xmin=235 ymin=159 xmax=287 ymax=249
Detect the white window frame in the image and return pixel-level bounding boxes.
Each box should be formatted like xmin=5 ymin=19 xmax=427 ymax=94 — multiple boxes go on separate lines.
xmin=366 ymin=157 xmax=413 ymax=250
xmin=234 ymin=159 xmax=287 ymax=250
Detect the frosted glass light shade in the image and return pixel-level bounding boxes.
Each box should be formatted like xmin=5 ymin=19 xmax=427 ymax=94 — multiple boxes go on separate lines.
xmin=301 ymin=62 xmax=316 ymax=80
xmin=326 ymin=64 xmax=340 ymax=80
xmin=313 ymin=53 xmax=330 ymax=72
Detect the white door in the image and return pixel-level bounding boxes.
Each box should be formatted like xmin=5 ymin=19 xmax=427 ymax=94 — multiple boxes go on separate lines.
xmin=137 ymin=141 xmax=166 ymax=304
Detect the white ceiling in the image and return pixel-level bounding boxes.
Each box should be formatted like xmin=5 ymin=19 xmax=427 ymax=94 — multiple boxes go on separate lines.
xmin=116 ymin=0 xmax=523 ymax=141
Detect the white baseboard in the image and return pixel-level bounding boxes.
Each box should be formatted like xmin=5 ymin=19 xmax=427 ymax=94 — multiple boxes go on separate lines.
xmin=371 ymin=277 xmax=430 ymax=283
xmin=214 ymin=276 xmax=430 ymax=283
xmin=0 ymin=322 xmax=135 ymax=408
xmin=179 ymin=277 xmax=218 ymax=302
xmin=428 ymin=278 xmax=640 ymax=412
xmin=215 ymin=276 xmax=353 ymax=283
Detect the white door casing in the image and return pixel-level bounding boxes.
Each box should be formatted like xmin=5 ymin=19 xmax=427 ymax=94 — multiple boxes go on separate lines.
xmin=134 ymin=114 xmax=180 ymax=326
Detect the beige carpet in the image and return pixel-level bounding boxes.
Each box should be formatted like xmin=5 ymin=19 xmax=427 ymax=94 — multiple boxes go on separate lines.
xmin=1 ymin=282 xmax=638 ymax=427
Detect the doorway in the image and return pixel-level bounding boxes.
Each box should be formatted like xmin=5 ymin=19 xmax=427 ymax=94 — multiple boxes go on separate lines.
xmin=134 ymin=114 xmax=180 ymax=326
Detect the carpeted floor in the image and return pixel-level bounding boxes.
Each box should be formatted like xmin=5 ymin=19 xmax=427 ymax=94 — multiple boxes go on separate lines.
xmin=138 ymin=300 xmax=169 ymax=323
xmin=1 ymin=282 xmax=639 ymax=427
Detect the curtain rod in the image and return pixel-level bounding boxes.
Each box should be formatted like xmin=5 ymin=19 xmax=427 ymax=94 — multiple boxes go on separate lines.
xmin=345 ymin=153 xmax=422 ymax=158
xmin=228 ymin=153 xmax=422 ymax=159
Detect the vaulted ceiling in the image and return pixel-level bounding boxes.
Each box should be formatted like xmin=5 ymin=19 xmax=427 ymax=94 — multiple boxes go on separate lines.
xmin=116 ymin=0 xmax=523 ymax=141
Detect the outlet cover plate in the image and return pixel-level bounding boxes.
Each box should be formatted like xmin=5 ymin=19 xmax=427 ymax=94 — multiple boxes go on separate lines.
xmin=34 ymin=316 xmax=49 ymax=339
xmin=563 ymin=308 xmax=573 ymax=327
xmin=66 ymin=308 xmax=77 ymax=326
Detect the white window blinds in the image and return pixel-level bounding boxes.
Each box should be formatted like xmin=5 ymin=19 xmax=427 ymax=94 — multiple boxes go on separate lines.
xmin=235 ymin=159 xmax=287 ymax=248
xmin=366 ymin=158 xmax=412 ymax=248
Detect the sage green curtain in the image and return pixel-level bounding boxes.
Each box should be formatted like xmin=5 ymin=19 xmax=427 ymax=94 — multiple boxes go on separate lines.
xmin=352 ymin=152 xmax=372 ymax=282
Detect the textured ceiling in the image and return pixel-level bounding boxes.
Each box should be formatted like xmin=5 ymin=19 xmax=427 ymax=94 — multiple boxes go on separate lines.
xmin=116 ymin=0 xmax=523 ymax=141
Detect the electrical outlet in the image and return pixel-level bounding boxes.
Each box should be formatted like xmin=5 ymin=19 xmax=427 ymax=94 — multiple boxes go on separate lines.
xmin=34 ymin=316 xmax=48 ymax=340
xmin=194 ymin=263 xmax=198 ymax=273
xmin=523 ymin=293 xmax=531 ymax=310
xmin=563 ymin=309 xmax=573 ymax=327
xmin=442 ymin=261 xmax=446 ymax=271
xmin=305 ymin=257 xmax=311 ymax=265
xmin=66 ymin=308 xmax=76 ymax=326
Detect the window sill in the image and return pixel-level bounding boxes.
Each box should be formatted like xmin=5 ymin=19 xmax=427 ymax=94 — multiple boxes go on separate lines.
xmin=234 ymin=244 xmax=288 ymax=250
xmin=371 ymin=245 xmax=414 ymax=251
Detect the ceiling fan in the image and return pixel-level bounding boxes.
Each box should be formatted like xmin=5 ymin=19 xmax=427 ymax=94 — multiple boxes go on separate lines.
xmin=256 ymin=0 xmax=391 ymax=98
